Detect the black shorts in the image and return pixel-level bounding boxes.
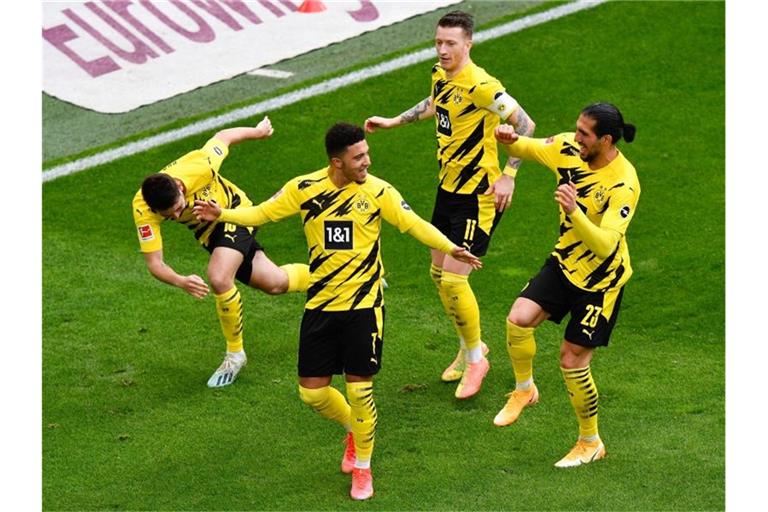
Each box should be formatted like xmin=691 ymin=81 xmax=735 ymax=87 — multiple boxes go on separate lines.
xmin=519 ymin=257 xmax=625 ymax=348
xmin=430 ymin=187 xmax=503 ymax=256
xmin=298 ymin=307 xmax=385 ymax=377
xmin=204 ymin=221 xmax=264 ymax=285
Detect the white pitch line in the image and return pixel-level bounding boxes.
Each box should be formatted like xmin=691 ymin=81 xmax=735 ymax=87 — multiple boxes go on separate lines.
xmin=246 ymin=68 xmax=295 ymax=78
xmin=42 ymin=0 xmax=606 ymax=183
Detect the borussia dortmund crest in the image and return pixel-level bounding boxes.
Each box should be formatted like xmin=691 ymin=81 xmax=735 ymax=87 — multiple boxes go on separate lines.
xmin=453 ymin=94 xmax=463 ymax=105
xmin=593 ymin=186 xmax=607 ymax=206
xmin=354 ymin=195 xmax=371 ymax=214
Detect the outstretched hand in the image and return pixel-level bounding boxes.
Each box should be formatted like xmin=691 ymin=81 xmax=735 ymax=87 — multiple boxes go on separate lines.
xmin=192 ymin=199 xmax=222 ymax=222
xmin=182 ymin=274 xmax=209 ymax=299
xmin=451 ymin=246 xmax=482 ymax=270
xmin=255 ymin=116 xmax=274 ymax=138
xmin=494 ymin=124 xmax=519 ymax=145
xmin=364 ymin=116 xmax=396 ymax=133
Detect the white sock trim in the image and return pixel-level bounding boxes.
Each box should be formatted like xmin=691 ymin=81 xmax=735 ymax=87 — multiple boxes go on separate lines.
xmin=354 ymin=458 xmax=371 ymax=469
xmin=466 ymin=344 xmax=483 ymax=363
xmin=516 ymin=378 xmax=532 ymax=391
xmin=226 ymin=350 xmax=246 ymax=362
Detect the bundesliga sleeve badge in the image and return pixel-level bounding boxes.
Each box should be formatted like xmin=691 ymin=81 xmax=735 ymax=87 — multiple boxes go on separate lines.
xmin=138 ymin=224 xmax=155 ymax=241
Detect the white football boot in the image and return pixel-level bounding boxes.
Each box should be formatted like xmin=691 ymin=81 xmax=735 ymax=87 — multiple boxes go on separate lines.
xmin=207 ymin=351 xmax=247 ymax=388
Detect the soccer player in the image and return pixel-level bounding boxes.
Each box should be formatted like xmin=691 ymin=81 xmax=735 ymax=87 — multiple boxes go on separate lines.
xmin=493 ymin=103 xmax=640 ymax=467
xmin=364 ymin=10 xmax=536 ymax=399
xmin=192 ymin=123 xmax=481 ymax=500
xmin=132 ymin=116 xmax=309 ymax=388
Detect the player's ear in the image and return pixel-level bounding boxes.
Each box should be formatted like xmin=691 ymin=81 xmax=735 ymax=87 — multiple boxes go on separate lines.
xmin=330 ymin=156 xmax=343 ymax=169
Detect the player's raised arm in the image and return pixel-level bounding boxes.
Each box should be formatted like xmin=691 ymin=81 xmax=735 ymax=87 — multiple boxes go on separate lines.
xmin=213 ymin=116 xmax=274 ymax=146
xmin=502 ymin=104 xmax=535 ymax=170
xmin=494 ymin=124 xmax=520 ymax=145
xmin=484 ymin=102 xmax=536 ymax=212
xmin=364 ymin=96 xmax=434 ymax=133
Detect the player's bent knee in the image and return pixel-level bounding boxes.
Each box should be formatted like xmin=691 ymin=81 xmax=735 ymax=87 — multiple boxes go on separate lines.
xmin=259 ymin=279 xmax=288 ymax=295
xmin=250 ymin=269 xmax=289 ymax=295
xmin=559 ymin=342 xmax=593 ymax=369
xmin=507 ymin=312 xmax=535 ymax=329
xmin=261 ymin=281 xmax=288 ymax=295
xmin=207 ymin=271 xmax=235 ymax=294
xmin=507 ymin=298 xmax=545 ymax=328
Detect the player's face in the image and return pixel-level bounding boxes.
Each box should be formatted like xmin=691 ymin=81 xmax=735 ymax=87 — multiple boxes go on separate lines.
xmin=336 ymin=140 xmax=371 ymax=185
xmin=574 ymin=114 xmax=608 ymax=163
xmin=157 ymin=192 xmax=186 ymax=220
xmin=435 ymin=25 xmax=471 ymax=73
xmin=331 ymin=139 xmax=371 ymax=185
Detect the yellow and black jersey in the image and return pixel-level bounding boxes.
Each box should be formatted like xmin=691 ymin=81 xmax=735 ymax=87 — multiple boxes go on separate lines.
xmin=431 ymin=61 xmax=517 ymax=195
xmin=132 ymin=138 xmax=253 ymax=253
xmin=219 ymin=168 xmax=424 ymax=312
xmin=508 ymin=133 xmax=640 ymax=292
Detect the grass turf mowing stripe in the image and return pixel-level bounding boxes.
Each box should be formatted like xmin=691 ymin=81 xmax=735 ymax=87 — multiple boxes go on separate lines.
xmin=42 ymin=0 xmax=605 ymax=183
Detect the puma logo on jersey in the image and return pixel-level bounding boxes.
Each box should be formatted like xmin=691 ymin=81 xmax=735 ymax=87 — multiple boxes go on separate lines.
xmin=582 ymin=329 xmax=594 ymax=340
xmin=225 ymin=234 xmax=237 ymax=243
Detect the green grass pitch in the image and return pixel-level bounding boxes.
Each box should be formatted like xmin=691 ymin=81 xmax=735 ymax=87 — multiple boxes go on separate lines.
xmin=42 ymin=1 xmax=724 ymax=509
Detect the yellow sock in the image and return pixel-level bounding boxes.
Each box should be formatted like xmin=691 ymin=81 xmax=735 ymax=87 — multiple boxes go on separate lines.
xmin=346 ymin=381 xmax=377 ymax=464
xmin=561 ymin=366 xmax=599 ymax=438
xmin=298 ymin=385 xmax=352 ymax=429
xmin=506 ymin=320 xmax=536 ymax=384
xmin=441 ymin=271 xmax=481 ymax=351
xmin=214 ymin=286 xmax=244 ymax=353
xmin=280 ymin=263 xmax=310 ymax=293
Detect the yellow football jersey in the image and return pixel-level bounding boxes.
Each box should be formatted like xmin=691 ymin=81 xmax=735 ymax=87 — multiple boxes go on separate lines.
xmin=431 ymin=61 xmax=516 ymax=195
xmin=508 ymin=133 xmax=641 ymax=292
xmin=132 ymin=138 xmax=253 ymax=253
xmin=221 ymin=167 xmax=424 ymax=311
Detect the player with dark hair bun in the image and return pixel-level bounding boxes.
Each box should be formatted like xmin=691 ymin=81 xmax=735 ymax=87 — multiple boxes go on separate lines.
xmin=493 ymin=104 xmax=640 ymax=468
xmin=581 ymin=102 xmax=636 ymax=144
